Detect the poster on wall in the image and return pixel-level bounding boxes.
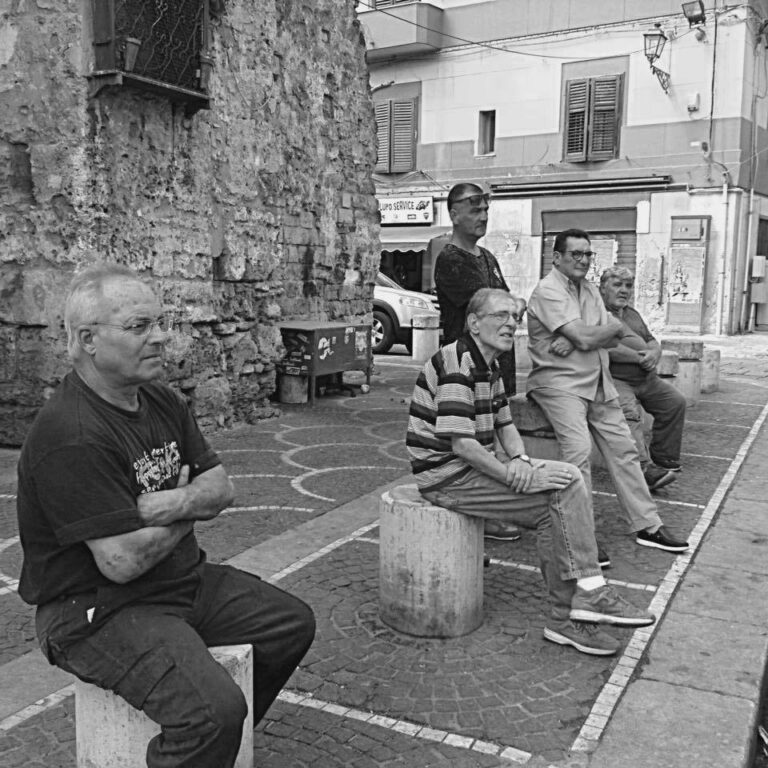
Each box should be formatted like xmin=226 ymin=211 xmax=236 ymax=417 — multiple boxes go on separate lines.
xmin=666 ymin=244 xmax=706 ymax=330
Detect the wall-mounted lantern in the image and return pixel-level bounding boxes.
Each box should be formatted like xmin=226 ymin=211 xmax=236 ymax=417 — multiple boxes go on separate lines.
xmin=644 ymin=28 xmax=671 ymax=94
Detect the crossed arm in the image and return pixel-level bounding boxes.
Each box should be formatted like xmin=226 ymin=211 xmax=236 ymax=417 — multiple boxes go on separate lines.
xmin=85 ymin=465 xmax=235 ymax=584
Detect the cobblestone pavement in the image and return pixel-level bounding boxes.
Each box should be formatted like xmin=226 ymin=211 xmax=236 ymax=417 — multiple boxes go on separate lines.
xmin=0 ymin=336 xmax=767 ymax=767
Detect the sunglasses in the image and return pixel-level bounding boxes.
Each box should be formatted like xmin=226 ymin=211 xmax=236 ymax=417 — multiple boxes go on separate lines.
xmin=454 ymin=193 xmax=491 ymax=207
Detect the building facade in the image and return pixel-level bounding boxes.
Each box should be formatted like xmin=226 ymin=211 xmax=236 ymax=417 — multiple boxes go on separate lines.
xmin=0 ymin=0 xmax=380 ymax=445
xmin=360 ymin=0 xmax=768 ymax=335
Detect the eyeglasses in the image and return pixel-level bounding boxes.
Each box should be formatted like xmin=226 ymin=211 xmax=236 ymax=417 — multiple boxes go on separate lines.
xmin=478 ymin=309 xmax=525 ymax=325
xmin=564 ymin=250 xmax=595 ymax=262
xmin=454 ymin=193 xmax=491 ymax=208
xmin=92 ymin=315 xmax=174 ymax=337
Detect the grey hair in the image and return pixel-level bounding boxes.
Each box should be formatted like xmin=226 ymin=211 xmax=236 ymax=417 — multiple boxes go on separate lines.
xmin=64 ymin=263 xmax=149 ymax=358
xmin=464 ymin=288 xmax=523 ymax=333
xmin=599 ymin=266 xmax=635 ymax=288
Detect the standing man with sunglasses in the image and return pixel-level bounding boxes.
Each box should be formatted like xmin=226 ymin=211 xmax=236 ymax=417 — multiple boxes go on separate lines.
xmin=526 ymin=229 xmax=689 ymax=562
xmin=434 ymin=182 xmax=525 ymax=541
xmin=16 ymin=263 xmax=315 ymax=768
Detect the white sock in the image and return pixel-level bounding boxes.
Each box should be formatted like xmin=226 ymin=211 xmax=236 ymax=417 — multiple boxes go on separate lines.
xmin=577 ymin=575 xmax=606 ymax=591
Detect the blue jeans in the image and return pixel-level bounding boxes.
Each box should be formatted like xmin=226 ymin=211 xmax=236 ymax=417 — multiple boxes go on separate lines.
xmin=35 ymin=563 xmax=315 ymax=768
xmin=422 ymin=459 xmax=600 ymax=623
xmin=613 ymin=374 xmax=686 ymax=466
xmin=529 ymin=386 xmax=662 ymax=533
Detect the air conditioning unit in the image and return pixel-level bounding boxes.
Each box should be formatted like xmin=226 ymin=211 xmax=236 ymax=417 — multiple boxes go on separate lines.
xmin=89 ymin=0 xmax=212 ymax=113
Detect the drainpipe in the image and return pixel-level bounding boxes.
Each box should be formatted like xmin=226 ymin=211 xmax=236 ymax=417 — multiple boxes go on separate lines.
xmin=739 ymin=187 xmax=755 ymax=332
xmin=716 ymin=179 xmax=729 ymax=336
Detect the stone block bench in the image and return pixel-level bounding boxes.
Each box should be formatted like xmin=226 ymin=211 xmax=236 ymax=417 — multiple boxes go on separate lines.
xmin=75 ymin=644 xmax=254 ymax=768
xmin=379 ymin=484 xmax=484 ymax=638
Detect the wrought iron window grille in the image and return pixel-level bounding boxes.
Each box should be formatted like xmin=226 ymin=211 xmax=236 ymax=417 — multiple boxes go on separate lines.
xmin=88 ymin=0 xmax=213 ymax=114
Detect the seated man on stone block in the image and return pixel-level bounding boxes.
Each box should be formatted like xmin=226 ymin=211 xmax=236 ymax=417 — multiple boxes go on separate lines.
xmin=405 ymin=287 xmax=656 ymax=657
xmin=16 ymin=263 xmax=316 ymax=768
xmin=599 ymin=266 xmax=686 ymax=489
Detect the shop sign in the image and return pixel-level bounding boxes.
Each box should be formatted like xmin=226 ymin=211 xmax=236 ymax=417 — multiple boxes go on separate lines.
xmin=379 ymin=196 xmax=434 ymax=225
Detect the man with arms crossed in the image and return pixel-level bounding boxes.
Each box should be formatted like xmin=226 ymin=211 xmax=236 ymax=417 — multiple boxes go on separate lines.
xmin=17 ymin=264 xmax=315 ymax=768
xmin=406 ymin=288 xmax=656 ymax=657
xmin=434 ymin=182 xmax=524 ymax=542
xmin=599 ymin=266 xmax=686 ymax=490
xmin=526 ymin=229 xmax=688 ymax=562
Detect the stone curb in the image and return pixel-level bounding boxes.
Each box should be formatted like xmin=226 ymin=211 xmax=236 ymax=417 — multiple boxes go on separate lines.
xmin=586 ymin=417 xmax=768 ymax=768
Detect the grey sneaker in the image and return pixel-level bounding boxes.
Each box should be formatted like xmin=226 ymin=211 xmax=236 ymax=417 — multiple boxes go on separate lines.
xmin=544 ymin=621 xmax=620 ymax=656
xmin=569 ymin=585 xmax=656 ymax=627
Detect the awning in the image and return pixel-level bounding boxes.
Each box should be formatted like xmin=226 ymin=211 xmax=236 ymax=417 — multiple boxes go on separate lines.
xmin=379 ymin=225 xmax=451 ymax=253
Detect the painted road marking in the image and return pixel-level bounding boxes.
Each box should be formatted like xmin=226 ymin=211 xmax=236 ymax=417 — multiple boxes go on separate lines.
xmin=0 ymin=685 xmax=75 ymax=732
xmin=571 ymin=395 xmax=768 ymax=754
xmin=591 ymin=490 xmax=705 ymax=510
xmin=277 ymin=690 xmax=532 ymax=764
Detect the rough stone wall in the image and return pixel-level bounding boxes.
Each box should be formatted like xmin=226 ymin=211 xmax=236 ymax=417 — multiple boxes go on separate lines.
xmin=0 ymin=0 xmax=380 ymax=445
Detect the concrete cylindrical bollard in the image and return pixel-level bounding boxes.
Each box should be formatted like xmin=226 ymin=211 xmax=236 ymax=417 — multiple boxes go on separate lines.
xmin=379 ymin=484 xmax=483 ymax=638
xmin=701 ymin=349 xmax=720 ymax=393
xmin=657 ymin=349 xmax=680 ymax=377
xmin=514 ymin=330 xmax=531 ymax=371
xmin=671 ymin=360 xmax=702 ymax=405
xmin=411 ymin=314 xmax=440 ymax=363
xmin=278 ymin=373 xmax=308 ymax=404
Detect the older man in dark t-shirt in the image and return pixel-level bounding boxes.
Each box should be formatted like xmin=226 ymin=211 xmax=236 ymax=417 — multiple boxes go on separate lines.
xmin=17 ymin=263 xmax=315 ymax=768
xmin=599 ymin=266 xmax=686 ymax=491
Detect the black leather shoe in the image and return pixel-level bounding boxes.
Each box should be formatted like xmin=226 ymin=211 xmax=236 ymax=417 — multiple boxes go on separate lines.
xmin=636 ymin=526 xmax=688 ymax=553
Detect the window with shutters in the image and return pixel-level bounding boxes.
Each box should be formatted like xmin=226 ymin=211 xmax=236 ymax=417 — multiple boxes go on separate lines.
xmin=478 ymin=110 xmax=496 ymax=155
xmin=563 ymin=74 xmax=623 ymax=162
xmin=374 ymin=98 xmax=417 ymax=174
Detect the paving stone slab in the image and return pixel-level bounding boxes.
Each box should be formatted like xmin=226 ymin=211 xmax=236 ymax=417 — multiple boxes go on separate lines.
xmin=716 ymin=496 xmax=768 ymax=531
xmin=695 ymin=525 xmax=768 ymax=575
xmin=589 ymin=680 xmax=755 ymax=768
xmin=643 ymin=611 xmax=768 ymax=699
xmin=664 ymin=562 xmax=768 ymax=627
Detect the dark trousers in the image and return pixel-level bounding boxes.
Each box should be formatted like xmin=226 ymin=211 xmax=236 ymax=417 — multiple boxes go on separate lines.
xmin=614 ymin=374 xmax=686 ymax=465
xmin=35 ymin=563 xmax=315 ymax=768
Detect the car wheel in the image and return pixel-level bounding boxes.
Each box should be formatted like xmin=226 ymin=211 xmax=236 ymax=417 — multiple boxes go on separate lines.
xmin=372 ymin=310 xmax=395 ymax=354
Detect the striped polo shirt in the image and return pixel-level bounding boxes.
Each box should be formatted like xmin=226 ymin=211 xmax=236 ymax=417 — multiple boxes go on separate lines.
xmin=406 ymin=334 xmax=513 ymax=492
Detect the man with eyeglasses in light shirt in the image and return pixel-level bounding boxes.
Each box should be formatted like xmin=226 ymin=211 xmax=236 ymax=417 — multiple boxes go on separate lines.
xmin=16 ymin=263 xmax=315 ymax=768
xmin=526 ymin=229 xmax=689 ymax=563
xmin=434 ymin=182 xmax=525 ymax=542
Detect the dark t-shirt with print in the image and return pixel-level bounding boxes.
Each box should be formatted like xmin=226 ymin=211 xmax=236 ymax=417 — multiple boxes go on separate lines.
xmin=16 ymin=371 xmax=220 ymax=606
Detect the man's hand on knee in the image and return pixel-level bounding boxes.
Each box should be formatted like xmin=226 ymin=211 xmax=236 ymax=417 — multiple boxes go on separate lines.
xmin=525 ymin=462 xmax=575 ymax=494
xmin=505 ymin=458 xmax=536 ymax=493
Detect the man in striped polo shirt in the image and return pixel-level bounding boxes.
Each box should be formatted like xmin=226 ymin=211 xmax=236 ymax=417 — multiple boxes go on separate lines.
xmin=406 ymin=288 xmax=655 ymax=656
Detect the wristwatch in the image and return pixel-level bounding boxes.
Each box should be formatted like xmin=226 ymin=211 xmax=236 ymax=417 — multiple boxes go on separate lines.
xmin=510 ymin=454 xmax=533 ymax=465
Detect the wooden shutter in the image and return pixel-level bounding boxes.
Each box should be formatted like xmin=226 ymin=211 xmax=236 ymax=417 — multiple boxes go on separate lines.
xmin=588 ymin=75 xmax=622 ymax=160
xmin=374 ymin=101 xmax=391 ymax=173
xmin=564 ymin=79 xmax=588 ymax=162
xmin=390 ymin=99 xmax=416 ymax=172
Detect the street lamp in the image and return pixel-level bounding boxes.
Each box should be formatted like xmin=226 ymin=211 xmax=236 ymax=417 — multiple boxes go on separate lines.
xmin=644 ymin=29 xmax=667 ymax=65
xmin=643 ymin=27 xmax=671 ymax=94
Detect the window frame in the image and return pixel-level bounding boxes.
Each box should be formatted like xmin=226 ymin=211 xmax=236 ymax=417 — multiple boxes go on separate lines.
xmin=563 ymin=73 xmax=623 ymax=163
xmin=374 ymin=97 xmax=418 ymax=174
xmin=477 ymin=109 xmax=496 ymax=156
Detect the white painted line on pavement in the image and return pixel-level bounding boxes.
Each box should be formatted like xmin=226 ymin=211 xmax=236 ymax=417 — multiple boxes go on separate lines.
xmin=228 ymin=473 xmax=295 ymax=479
xmin=591 ymin=490 xmax=705 ymax=509
xmin=0 ymin=537 xmax=19 ymax=553
xmin=290 ymin=465 xmax=401 ymax=502
xmin=0 ymin=493 xmax=16 ymax=501
xmin=222 ymin=505 xmax=316 ymax=514
xmin=217 ymin=448 xmax=282 ymax=453
xmin=0 ymin=684 xmax=74 ymax=731
xmin=572 ymin=395 xmax=768 ymax=754
xmin=268 ymin=522 xmax=379 ymax=584
xmin=685 ymin=420 xmax=750 ymax=428
xmin=277 ymin=689 xmax=532 ymax=764
xmin=682 ymin=452 xmax=730 ymax=461
xmin=698 ymin=399 xmax=763 ymax=407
